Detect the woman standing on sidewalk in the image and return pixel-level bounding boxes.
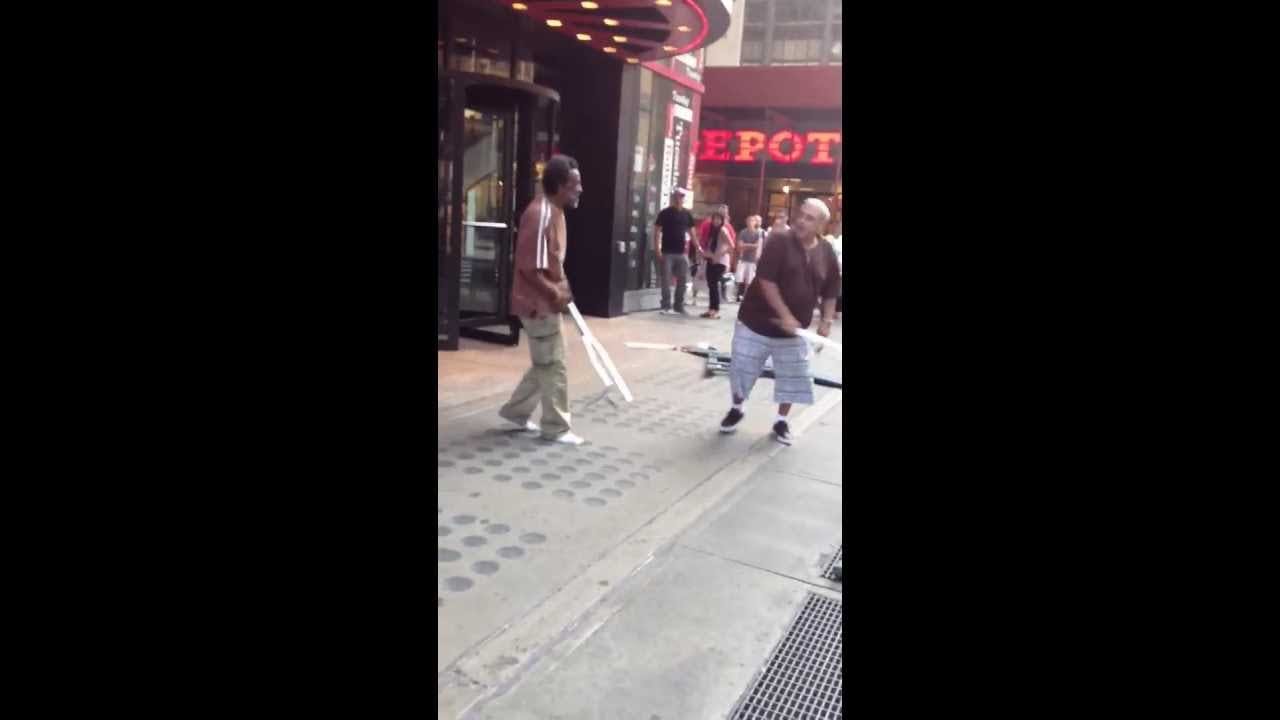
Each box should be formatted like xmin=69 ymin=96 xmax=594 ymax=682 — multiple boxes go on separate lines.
xmin=699 ymin=209 xmax=733 ymax=319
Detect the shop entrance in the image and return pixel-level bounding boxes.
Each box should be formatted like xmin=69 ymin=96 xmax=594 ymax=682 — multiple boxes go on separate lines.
xmin=438 ymin=72 xmax=559 ymax=350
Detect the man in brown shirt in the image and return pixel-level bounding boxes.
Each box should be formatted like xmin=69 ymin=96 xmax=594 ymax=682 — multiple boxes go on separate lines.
xmin=499 ymin=155 xmax=585 ymax=445
xmin=720 ymin=198 xmax=841 ymax=445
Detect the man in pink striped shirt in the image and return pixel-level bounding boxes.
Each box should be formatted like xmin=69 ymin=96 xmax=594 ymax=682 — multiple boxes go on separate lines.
xmin=499 ymin=155 xmax=586 ymax=445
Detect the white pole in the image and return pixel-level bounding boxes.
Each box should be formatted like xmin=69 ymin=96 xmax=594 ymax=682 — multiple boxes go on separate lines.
xmin=566 ymin=303 xmax=633 ymax=402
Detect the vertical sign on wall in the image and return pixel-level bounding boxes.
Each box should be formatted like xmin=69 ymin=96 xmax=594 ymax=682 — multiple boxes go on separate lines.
xmin=687 ymin=91 xmax=701 ymax=197
xmin=660 ymin=137 xmax=675 ymax=204
xmin=669 ymin=89 xmax=694 ymax=204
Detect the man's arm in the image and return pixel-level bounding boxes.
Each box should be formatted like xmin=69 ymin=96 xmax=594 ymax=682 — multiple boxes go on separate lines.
xmin=518 ymin=264 xmax=567 ymax=305
xmin=816 ymin=298 xmax=837 ymax=337
xmin=653 ymin=224 xmax=663 ymax=258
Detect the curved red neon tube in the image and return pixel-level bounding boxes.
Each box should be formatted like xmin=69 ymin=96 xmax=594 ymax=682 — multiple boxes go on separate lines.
xmin=677 ymin=0 xmax=708 ymax=55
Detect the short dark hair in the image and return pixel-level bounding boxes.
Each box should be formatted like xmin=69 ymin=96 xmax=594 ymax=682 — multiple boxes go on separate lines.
xmin=542 ymin=154 xmax=579 ymax=195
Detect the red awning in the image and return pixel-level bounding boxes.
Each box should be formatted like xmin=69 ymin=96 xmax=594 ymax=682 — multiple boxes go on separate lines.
xmin=703 ymin=66 xmax=842 ymax=110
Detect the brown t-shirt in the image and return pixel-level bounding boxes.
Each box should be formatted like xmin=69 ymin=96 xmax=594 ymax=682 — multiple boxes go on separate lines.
xmin=509 ymin=198 xmax=570 ymax=319
xmin=737 ymin=229 xmax=842 ymax=338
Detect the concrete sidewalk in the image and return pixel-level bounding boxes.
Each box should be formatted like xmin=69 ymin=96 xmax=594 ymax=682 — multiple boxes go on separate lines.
xmin=438 ymin=303 xmax=843 ymax=720
xmin=457 ymin=408 xmax=844 ymax=720
xmin=439 ymin=302 xmax=843 ymax=416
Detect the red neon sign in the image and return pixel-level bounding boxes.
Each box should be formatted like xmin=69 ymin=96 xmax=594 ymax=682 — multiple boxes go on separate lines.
xmin=697 ymin=129 xmax=842 ymax=165
xmin=767 ymin=130 xmax=805 ymax=163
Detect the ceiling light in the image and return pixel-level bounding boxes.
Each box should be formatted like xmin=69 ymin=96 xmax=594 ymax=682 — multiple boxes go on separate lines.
xmin=603 ymin=18 xmax=619 ymax=26
xmin=626 ymin=58 xmax=639 ymax=64
xmin=576 ymin=33 xmax=591 ymax=41
xmin=602 ymin=46 xmax=617 ymax=53
xmin=511 ymin=2 xmax=527 ymax=9
xmin=676 ymin=25 xmax=691 ymax=32
xmin=546 ymin=19 xmax=563 ymax=27
xmin=656 ymin=0 xmax=673 ymax=6
xmin=581 ymin=1 xmax=600 ymax=8
xmin=662 ymin=45 xmax=678 ymax=52
xmin=613 ymin=35 xmax=627 ymax=42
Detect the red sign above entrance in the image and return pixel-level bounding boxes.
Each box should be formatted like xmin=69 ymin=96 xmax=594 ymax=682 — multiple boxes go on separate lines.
xmin=698 ymin=129 xmax=841 ymax=165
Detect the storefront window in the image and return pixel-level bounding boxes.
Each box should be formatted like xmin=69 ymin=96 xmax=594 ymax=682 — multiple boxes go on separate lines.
xmin=742 ymin=0 xmax=842 ymax=66
xmin=741 ymin=27 xmax=766 ymax=64
xmin=448 ymin=13 xmax=513 ymax=79
xmin=743 ymin=0 xmax=769 ymax=65
xmin=745 ymin=0 xmax=768 ymax=23
xmin=775 ymin=0 xmax=828 ymax=23
xmin=771 ymin=24 xmax=824 ymax=64
xmin=438 ymin=89 xmax=454 ymax=343
xmin=619 ymin=68 xmax=683 ymax=291
xmin=639 ymin=67 xmax=653 ymax=111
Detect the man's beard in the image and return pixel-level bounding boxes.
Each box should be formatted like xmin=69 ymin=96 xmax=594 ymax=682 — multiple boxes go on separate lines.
xmin=571 ymin=197 xmax=580 ymax=209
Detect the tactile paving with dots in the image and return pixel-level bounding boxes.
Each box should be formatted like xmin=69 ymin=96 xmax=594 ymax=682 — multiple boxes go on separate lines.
xmin=437 ymin=506 xmax=549 ymax=604
xmin=730 ymin=593 xmax=843 ymax=719
xmin=437 ymin=433 xmax=661 ymax=510
xmin=566 ymin=394 xmax=737 ymax=439
xmin=629 ymin=361 xmax=836 ymax=407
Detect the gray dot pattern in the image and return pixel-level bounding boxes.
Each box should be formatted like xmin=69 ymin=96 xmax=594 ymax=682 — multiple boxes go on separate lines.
xmin=438 ymin=506 xmax=548 ymax=598
xmin=566 ymin=393 xmax=735 ymax=438
xmin=439 ymin=431 xmax=661 ymax=514
xmin=437 ymin=360 xmax=824 ymax=606
xmin=437 ymin=419 xmax=678 ymax=587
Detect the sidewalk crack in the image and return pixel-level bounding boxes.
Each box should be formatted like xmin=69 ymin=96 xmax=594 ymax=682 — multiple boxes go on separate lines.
xmin=676 ymin=543 xmax=842 ymax=594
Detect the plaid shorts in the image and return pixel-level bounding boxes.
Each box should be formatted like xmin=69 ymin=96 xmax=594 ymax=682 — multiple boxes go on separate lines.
xmin=729 ymin=321 xmax=815 ymax=405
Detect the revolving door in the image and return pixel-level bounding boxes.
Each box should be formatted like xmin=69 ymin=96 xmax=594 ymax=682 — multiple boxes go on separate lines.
xmin=438 ymin=72 xmax=560 ymax=350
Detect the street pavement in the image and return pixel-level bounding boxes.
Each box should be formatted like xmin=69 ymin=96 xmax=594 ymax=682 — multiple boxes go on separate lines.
xmin=438 ymin=301 xmax=843 ymax=719
xmin=439 ymin=300 xmax=843 ymax=415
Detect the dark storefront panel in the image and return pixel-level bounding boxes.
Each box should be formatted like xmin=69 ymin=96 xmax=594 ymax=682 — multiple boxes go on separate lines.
xmin=552 ymin=54 xmax=625 ymax=318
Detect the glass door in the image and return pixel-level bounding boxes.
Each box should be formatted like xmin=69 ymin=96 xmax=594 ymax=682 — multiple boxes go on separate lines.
xmin=439 ymin=86 xmax=456 ymax=348
xmin=457 ymin=104 xmax=516 ymax=339
xmin=438 ymin=72 xmax=560 ymax=350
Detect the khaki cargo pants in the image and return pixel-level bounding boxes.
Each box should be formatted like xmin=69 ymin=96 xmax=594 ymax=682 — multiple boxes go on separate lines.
xmin=499 ymin=313 xmax=571 ymax=439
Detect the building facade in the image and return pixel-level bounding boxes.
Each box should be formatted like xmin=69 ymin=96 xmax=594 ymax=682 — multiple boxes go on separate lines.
xmin=438 ymin=0 xmax=732 ymax=349
xmin=692 ymin=0 xmax=842 ymax=235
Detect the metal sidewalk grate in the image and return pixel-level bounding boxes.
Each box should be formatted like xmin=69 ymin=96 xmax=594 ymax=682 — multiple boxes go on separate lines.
xmin=731 ymin=593 xmax=843 ymax=719
xmin=821 ymin=545 xmax=842 ymax=581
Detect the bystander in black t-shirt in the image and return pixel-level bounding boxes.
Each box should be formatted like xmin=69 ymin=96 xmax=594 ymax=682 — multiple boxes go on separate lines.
xmin=654 ymin=206 xmax=696 ymax=255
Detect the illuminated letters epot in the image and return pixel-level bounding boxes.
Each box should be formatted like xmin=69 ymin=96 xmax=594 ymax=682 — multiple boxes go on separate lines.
xmin=697 ymin=129 xmax=842 ymax=166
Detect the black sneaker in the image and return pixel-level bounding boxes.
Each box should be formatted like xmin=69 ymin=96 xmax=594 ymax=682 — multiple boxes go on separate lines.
xmin=719 ymin=408 xmax=744 ymax=433
xmin=773 ymin=420 xmax=792 ymax=445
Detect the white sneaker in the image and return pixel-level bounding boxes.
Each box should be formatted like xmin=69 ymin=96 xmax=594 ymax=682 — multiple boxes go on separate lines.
xmin=659 ymin=309 xmax=676 ymax=316
xmin=552 ymin=431 xmax=585 ymax=446
xmin=505 ymin=418 xmax=539 ymax=433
